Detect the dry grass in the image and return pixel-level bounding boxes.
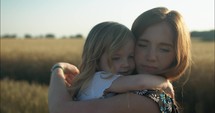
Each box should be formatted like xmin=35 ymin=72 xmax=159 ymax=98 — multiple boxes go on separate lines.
xmin=1 ymin=39 xmax=84 ymax=63
xmin=174 ymin=39 xmax=214 ymax=113
xmin=1 ymin=39 xmax=84 ymax=84
xmin=0 ymin=79 xmax=48 ymax=113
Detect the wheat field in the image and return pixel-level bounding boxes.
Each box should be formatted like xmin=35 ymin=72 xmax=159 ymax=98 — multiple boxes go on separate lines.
xmin=0 ymin=79 xmax=48 ymax=113
xmin=0 ymin=38 xmax=214 ymax=113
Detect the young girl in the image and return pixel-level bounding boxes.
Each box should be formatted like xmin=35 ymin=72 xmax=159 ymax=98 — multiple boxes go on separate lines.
xmin=67 ymin=21 xmax=171 ymax=101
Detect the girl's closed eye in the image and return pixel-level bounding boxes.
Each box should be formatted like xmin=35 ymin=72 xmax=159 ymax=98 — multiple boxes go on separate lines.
xmin=128 ymin=54 xmax=134 ymax=59
xmin=137 ymin=43 xmax=148 ymax=48
xmin=112 ymin=56 xmax=120 ymax=61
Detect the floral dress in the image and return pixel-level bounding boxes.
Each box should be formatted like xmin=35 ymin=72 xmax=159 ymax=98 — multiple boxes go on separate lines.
xmin=132 ymin=89 xmax=179 ymax=113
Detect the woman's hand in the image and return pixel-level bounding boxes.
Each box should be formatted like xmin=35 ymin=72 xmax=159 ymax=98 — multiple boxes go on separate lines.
xmin=51 ymin=62 xmax=80 ymax=86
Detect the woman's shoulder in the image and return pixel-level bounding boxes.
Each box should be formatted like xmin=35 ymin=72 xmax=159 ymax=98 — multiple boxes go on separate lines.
xmin=132 ymin=89 xmax=179 ymax=113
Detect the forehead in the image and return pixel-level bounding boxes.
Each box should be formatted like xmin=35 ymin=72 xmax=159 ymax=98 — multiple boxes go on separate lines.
xmin=139 ymin=22 xmax=174 ymax=45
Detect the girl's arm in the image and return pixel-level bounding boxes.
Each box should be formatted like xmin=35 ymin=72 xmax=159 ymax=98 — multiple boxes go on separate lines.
xmin=48 ymin=65 xmax=161 ymax=113
xmin=105 ymin=74 xmax=174 ymax=97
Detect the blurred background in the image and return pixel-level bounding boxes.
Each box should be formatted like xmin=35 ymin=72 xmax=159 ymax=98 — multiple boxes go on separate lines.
xmin=1 ymin=0 xmax=214 ymax=113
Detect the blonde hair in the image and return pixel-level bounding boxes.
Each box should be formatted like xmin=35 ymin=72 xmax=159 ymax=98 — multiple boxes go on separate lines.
xmin=132 ymin=7 xmax=191 ymax=81
xmin=69 ymin=21 xmax=135 ymax=98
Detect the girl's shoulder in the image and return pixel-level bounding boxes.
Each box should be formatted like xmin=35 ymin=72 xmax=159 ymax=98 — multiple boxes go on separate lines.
xmin=95 ymin=71 xmax=122 ymax=79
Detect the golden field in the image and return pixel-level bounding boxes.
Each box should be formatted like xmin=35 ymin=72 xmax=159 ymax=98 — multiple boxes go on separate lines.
xmin=0 ymin=38 xmax=214 ymax=113
xmin=0 ymin=79 xmax=48 ymax=113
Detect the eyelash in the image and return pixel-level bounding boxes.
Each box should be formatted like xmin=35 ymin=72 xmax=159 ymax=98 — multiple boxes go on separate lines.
xmin=128 ymin=55 xmax=134 ymax=59
xmin=160 ymin=48 xmax=170 ymax=52
xmin=112 ymin=57 xmax=120 ymax=60
xmin=138 ymin=43 xmax=147 ymax=47
xmin=138 ymin=43 xmax=171 ymax=52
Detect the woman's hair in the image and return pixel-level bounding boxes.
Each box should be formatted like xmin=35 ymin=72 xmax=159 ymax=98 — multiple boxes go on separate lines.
xmin=131 ymin=7 xmax=192 ymax=81
xmin=69 ymin=21 xmax=135 ymax=98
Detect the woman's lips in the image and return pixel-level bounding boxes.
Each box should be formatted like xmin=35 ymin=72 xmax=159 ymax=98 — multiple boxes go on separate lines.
xmin=142 ymin=65 xmax=158 ymax=73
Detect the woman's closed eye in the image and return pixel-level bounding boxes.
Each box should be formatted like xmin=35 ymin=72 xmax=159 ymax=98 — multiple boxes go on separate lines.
xmin=159 ymin=46 xmax=172 ymax=52
xmin=160 ymin=48 xmax=170 ymax=52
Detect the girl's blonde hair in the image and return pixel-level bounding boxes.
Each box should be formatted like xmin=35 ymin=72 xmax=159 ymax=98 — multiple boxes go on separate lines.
xmin=132 ymin=7 xmax=192 ymax=81
xmin=69 ymin=21 xmax=135 ymax=98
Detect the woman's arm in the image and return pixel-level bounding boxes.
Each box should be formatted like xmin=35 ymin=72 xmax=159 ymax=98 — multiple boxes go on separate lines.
xmin=48 ymin=67 xmax=160 ymax=113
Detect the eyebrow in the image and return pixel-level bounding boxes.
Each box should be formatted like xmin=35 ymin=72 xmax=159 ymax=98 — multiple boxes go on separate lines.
xmin=138 ymin=39 xmax=148 ymax=42
xmin=138 ymin=38 xmax=173 ymax=47
xmin=159 ymin=42 xmax=173 ymax=47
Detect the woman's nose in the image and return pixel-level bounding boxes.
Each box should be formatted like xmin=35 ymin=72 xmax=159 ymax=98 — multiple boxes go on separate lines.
xmin=146 ymin=48 xmax=156 ymax=62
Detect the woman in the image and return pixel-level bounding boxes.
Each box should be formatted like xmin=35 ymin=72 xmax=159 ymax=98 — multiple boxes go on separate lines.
xmin=48 ymin=7 xmax=191 ymax=113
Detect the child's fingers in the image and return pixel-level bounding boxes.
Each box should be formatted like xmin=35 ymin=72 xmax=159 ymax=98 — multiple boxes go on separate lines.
xmin=66 ymin=64 xmax=80 ymax=75
xmin=71 ymin=67 xmax=80 ymax=75
xmin=65 ymin=75 xmax=73 ymax=84
xmin=65 ymin=81 xmax=71 ymax=87
xmin=164 ymin=87 xmax=174 ymax=98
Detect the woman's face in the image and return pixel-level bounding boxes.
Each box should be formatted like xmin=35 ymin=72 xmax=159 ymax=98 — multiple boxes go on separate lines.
xmin=135 ymin=22 xmax=176 ymax=74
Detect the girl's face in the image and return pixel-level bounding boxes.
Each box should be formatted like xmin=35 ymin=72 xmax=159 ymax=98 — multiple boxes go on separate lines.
xmin=135 ymin=22 xmax=176 ymax=74
xmin=99 ymin=38 xmax=135 ymax=75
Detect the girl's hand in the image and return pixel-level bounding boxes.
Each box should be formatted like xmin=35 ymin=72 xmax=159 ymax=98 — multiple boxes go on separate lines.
xmin=162 ymin=80 xmax=174 ymax=98
xmin=51 ymin=62 xmax=80 ymax=86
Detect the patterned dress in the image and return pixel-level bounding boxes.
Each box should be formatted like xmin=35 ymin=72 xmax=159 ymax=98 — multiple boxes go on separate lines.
xmin=132 ymin=89 xmax=179 ymax=113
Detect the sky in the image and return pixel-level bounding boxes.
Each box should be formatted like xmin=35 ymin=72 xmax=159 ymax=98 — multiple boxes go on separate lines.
xmin=1 ymin=0 xmax=214 ymax=38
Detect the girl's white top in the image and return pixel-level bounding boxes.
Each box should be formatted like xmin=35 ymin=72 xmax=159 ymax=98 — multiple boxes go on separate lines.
xmin=77 ymin=71 xmax=121 ymax=100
